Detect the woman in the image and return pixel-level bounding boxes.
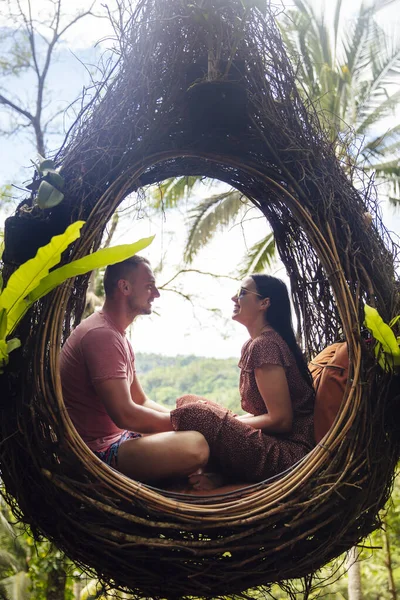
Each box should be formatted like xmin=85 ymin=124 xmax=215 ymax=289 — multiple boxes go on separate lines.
xmin=170 ymin=274 xmax=315 ymax=483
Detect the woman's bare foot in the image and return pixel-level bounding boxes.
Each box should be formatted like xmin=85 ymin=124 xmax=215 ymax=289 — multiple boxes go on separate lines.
xmin=188 ymin=471 xmax=225 ymax=491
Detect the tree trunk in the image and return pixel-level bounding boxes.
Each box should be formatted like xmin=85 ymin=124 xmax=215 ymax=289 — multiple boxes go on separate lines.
xmin=33 ymin=117 xmax=46 ymax=157
xmin=382 ymin=518 xmax=397 ymax=600
xmin=73 ymin=577 xmax=82 ymax=600
xmin=347 ymin=546 xmax=363 ymax=600
xmin=46 ymin=558 xmax=67 ymax=600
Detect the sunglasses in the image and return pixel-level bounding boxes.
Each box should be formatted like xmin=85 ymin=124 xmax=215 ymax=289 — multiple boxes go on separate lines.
xmin=236 ymin=287 xmax=263 ymax=298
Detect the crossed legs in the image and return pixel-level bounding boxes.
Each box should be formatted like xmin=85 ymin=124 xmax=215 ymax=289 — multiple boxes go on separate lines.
xmin=116 ymin=430 xmax=209 ymax=483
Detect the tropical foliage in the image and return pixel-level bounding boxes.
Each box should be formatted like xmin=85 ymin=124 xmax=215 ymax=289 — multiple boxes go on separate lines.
xmin=150 ymin=0 xmax=400 ymax=273
xmin=0 ymin=497 xmax=29 ymax=600
xmin=33 ymin=156 xmax=65 ymax=209
xmin=136 ymin=352 xmax=242 ymax=412
xmin=364 ymin=304 xmax=400 ymax=370
xmin=280 ymin=0 xmax=400 ymax=201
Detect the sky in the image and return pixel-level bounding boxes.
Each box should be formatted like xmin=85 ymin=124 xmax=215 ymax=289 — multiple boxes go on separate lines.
xmin=0 ymin=0 xmax=399 ymax=359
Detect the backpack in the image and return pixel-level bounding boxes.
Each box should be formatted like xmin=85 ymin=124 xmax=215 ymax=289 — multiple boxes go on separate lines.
xmin=308 ymin=342 xmax=349 ymax=443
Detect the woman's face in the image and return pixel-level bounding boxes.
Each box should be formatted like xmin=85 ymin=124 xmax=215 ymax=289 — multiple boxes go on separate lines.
xmin=231 ymin=276 xmax=266 ymax=326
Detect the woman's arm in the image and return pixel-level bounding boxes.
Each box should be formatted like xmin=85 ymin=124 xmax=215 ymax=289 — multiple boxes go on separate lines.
xmin=238 ymin=364 xmax=293 ymax=433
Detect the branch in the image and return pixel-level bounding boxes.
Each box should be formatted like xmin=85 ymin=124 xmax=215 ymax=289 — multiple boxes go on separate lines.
xmin=42 ymin=105 xmax=70 ymax=134
xmin=160 ymin=269 xmax=240 ymax=289
xmin=57 ymin=3 xmax=97 ymax=40
xmin=0 ymin=120 xmax=32 ymax=138
xmin=54 ymin=54 xmax=122 ymax=159
xmin=158 ymin=287 xmax=194 ymax=305
xmin=15 ymin=0 xmax=41 ymax=79
xmin=0 ymin=94 xmax=34 ymax=122
xmin=38 ymin=4 xmax=98 ymax=106
xmin=102 ymin=214 xmax=119 ymax=249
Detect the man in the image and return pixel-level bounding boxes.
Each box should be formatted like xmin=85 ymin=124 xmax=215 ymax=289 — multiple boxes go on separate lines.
xmin=60 ymin=255 xmax=209 ymax=483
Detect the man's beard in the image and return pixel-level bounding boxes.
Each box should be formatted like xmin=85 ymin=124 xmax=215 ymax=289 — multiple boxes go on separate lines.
xmin=130 ymin=300 xmax=152 ymax=315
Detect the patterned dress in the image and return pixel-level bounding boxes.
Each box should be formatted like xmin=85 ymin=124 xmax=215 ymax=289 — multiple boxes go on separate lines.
xmin=170 ymin=330 xmax=315 ymax=482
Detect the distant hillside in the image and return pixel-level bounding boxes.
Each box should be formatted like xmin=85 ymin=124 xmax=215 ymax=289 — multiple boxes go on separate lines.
xmin=135 ymin=353 xmax=242 ymax=413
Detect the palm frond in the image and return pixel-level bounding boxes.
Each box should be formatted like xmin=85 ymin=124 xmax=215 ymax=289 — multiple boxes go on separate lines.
xmin=287 ymin=0 xmax=327 ymax=76
xmin=362 ymin=125 xmax=400 ymax=158
xmin=370 ymin=31 xmax=400 ymax=92
xmin=356 ymin=89 xmax=400 ymax=134
xmin=148 ymin=176 xmax=203 ymax=209
xmin=370 ymin=0 xmax=400 ymax=12
xmin=354 ymin=34 xmax=400 ymax=128
xmin=377 ymin=175 xmax=400 ymax=206
xmin=333 ymin=0 xmax=343 ymax=63
xmin=316 ymin=16 xmax=332 ymax=68
xmin=0 ymin=584 xmax=9 ymax=600
xmin=238 ymin=233 xmax=276 ymax=277
xmin=0 ymin=573 xmax=29 ymax=600
xmin=369 ymin=162 xmax=400 ymax=182
xmin=363 ymin=161 xmax=400 ymax=204
xmin=291 ymin=0 xmax=314 ymax=20
xmin=279 ymin=10 xmax=317 ymax=94
xmin=0 ymin=514 xmax=16 ymax=541
xmin=278 ymin=0 xmax=400 ymax=206
xmin=369 ymin=138 xmax=400 ymax=158
xmin=387 ymin=194 xmax=400 ymax=206
xmin=184 ymin=190 xmax=247 ymax=263
xmin=298 ymin=19 xmax=317 ymax=92
xmin=340 ymin=4 xmax=373 ymax=78
xmin=0 ymin=514 xmax=28 ymax=565
xmin=0 ymin=549 xmax=23 ymax=573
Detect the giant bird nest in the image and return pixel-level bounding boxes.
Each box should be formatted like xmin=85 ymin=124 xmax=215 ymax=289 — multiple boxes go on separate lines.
xmin=1 ymin=1 xmax=400 ymax=598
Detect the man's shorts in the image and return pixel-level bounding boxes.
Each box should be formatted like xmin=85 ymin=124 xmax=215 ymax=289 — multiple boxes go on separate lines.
xmin=93 ymin=430 xmax=141 ymax=468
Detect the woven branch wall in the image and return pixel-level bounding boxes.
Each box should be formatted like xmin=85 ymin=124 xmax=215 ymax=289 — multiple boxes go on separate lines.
xmin=1 ymin=1 xmax=399 ymax=598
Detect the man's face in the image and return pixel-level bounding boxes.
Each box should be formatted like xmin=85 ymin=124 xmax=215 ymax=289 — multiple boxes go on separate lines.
xmin=124 ymin=263 xmax=160 ymax=317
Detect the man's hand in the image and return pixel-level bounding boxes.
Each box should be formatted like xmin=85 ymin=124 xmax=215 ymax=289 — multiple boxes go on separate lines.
xmin=94 ymin=378 xmax=172 ymax=433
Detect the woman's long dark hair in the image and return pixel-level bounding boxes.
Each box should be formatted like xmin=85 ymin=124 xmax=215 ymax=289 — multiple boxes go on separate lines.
xmin=251 ymin=274 xmax=313 ymax=387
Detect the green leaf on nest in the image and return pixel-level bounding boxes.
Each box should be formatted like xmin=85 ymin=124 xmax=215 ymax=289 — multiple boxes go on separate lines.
xmin=45 ymin=171 xmax=65 ymax=191
xmin=38 ymin=158 xmax=56 ymax=175
xmin=0 ymin=308 xmax=6 ymax=339
xmin=364 ymin=304 xmax=400 ymax=371
xmin=6 ymin=338 xmax=21 ymax=354
xmin=37 ymin=181 xmax=64 ymax=209
xmin=364 ymin=304 xmax=400 ymax=356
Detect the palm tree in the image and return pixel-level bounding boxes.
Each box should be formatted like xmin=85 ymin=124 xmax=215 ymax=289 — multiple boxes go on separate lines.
xmin=280 ymin=0 xmax=400 ymax=201
xmin=150 ymin=0 xmax=400 ymax=272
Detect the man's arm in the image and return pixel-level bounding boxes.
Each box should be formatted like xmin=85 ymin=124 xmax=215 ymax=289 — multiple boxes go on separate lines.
xmin=95 ymin=378 xmax=172 ymax=433
xmin=130 ymin=375 xmax=170 ymax=413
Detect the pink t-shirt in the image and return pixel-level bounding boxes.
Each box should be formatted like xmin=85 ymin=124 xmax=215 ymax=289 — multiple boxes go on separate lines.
xmin=60 ymin=310 xmax=136 ymax=452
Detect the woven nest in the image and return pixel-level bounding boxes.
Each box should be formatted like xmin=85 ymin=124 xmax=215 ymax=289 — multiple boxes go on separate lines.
xmin=1 ymin=1 xmax=400 ymax=598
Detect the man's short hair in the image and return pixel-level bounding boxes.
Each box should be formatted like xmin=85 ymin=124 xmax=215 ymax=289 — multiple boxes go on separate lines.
xmin=103 ymin=255 xmax=150 ymax=297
